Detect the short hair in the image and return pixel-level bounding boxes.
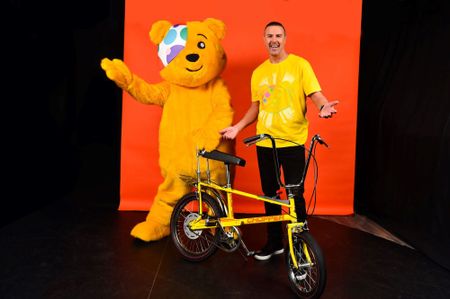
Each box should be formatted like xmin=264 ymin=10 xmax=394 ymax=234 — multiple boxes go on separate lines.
xmin=264 ymin=21 xmax=286 ymax=35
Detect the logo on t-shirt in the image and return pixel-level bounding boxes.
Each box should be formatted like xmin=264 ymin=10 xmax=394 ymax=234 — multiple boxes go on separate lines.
xmin=258 ymin=73 xmax=295 ymax=128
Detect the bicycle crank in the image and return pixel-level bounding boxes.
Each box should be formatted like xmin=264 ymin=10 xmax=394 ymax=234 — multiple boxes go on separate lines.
xmin=218 ymin=226 xmax=242 ymax=253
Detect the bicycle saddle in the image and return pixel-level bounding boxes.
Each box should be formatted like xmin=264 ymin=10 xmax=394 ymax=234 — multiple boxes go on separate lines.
xmin=200 ymin=150 xmax=246 ymax=167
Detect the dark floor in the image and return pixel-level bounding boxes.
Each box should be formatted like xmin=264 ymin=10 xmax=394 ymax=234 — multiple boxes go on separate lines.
xmin=1 ymin=193 xmax=450 ymax=299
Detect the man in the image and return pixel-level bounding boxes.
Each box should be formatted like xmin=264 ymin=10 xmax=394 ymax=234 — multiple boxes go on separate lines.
xmin=220 ymin=21 xmax=338 ymax=260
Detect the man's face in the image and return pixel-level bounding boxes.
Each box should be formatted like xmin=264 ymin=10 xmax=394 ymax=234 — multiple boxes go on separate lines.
xmin=264 ymin=25 xmax=286 ymax=57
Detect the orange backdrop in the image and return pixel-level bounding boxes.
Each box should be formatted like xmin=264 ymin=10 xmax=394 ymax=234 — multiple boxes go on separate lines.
xmin=119 ymin=0 xmax=362 ymax=215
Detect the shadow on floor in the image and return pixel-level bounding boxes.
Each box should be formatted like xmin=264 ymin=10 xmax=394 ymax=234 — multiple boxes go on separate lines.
xmin=318 ymin=215 xmax=414 ymax=249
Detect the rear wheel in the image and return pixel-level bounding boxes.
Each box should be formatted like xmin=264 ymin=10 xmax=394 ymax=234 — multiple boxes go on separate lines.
xmin=285 ymin=231 xmax=327 ymax=299
xmin=170 ymin=192 xmax=223 ymax=262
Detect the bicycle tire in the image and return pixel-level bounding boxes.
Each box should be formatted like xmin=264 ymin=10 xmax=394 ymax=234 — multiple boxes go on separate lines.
xmin=285 ymin=231 xmax=327 ymax=299
xmin=170 ymin=192 xmax=223 ymax=262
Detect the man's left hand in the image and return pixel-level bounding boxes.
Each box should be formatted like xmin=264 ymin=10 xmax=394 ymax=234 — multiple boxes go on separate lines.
xmin=319 ymin=100 xmax=339 ymax=118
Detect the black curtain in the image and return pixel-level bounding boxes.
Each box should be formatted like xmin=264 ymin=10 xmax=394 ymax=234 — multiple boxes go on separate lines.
xmin=356 ymin=0 xmax=450 ymax=270
xmin=2 ymin=0 xmax=124 ymax=226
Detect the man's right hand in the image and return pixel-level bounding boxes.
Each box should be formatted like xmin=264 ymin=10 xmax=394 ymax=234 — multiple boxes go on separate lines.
xmin=220 ymin=126 xmax=239 ymax=140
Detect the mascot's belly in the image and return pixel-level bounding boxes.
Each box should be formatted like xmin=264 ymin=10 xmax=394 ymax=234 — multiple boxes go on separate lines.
xmin=158 ymin=86 xmax=215 ymax=176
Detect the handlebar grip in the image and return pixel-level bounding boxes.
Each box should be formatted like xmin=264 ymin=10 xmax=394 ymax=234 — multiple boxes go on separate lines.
xmin=315 ymin=135 xmax=329 ymax=147
xmin=243 ymin=135 xmax=263 ymax=145
xmin=243 ymin=134 xmax=268 ymax=145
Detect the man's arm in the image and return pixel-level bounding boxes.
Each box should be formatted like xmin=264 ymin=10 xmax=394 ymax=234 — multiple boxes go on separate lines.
xmin=220 ymin=101 xmax=259 ymax=140
xmin=309 ymin=91 xmax=339 ymax=118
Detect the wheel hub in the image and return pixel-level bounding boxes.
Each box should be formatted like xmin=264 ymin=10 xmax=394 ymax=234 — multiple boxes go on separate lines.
xmin=183 ymin=213 xmax=202 ymax=239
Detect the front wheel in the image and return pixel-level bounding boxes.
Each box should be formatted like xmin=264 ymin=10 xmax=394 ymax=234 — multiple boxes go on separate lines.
xmin=170 ymin=192 xmax=223 ymax=262
xmin=285 ymin=231 xmax=327 ymax=299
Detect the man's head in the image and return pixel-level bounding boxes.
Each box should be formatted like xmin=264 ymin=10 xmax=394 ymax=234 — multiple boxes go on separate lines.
xmin=263 ymin=21 xmax=287 ymax=62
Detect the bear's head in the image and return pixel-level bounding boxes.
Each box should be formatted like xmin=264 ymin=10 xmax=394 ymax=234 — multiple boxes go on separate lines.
xmin=149 ymin=18 xmax=227 ymax=87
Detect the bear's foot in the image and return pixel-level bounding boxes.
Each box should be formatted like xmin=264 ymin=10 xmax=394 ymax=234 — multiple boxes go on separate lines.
xmin=130 ymin=219 xmax=170 ymax=242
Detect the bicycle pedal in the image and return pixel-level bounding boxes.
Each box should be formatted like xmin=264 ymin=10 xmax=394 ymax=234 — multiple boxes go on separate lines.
xmin=247 ymin=250 xmax=255 ymax=257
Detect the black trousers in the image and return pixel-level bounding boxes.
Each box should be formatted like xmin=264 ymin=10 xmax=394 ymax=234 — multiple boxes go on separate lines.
xmin=256 ymin=145 xmax=306 ymax=245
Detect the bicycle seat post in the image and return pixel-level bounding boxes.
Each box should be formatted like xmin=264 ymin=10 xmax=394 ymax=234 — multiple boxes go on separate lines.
xmin=225 ymin=163 xmax=231 ymax=188
xmin=206 ymin=158 xmax=211 ymax=183
xmin=196 ymin=151 xmax=201 ymax=181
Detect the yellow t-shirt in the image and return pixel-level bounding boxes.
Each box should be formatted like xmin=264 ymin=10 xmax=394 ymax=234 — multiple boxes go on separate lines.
xmin=251 ymin=54 xmax=321 ymax=147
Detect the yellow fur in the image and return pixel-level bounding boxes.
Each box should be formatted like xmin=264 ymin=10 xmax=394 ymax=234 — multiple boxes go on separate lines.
xmin=101 ymin=18 xmax=234 ymax=242
xmin=149 ymin=20 xmax=172 ymax=44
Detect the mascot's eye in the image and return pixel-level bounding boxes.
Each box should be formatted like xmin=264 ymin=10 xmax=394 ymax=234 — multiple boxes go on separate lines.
xmin=197 ymin=41 xmax=206 ymax=49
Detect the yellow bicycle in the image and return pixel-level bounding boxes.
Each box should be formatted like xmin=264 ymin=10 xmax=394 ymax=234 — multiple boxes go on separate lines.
xmin=170 ymin=134 xmax=328 ymax=298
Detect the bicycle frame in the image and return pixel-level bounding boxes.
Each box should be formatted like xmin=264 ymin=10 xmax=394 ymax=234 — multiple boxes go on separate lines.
xmin=192 ymin=178 xmax=305 ymax=269
xmin=191 ymin=134 xmax=326 ymax=234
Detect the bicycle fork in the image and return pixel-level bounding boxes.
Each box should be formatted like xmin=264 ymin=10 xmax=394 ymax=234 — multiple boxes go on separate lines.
xmin=287 ymin=222 xmax=312 ymax=269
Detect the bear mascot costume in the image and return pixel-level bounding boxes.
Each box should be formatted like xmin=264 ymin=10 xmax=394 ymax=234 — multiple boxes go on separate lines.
xmin=101 ymin=18 xmax=234 ymax=242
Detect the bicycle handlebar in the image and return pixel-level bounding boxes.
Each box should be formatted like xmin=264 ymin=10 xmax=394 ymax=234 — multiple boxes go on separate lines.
xmin=313 ymin=134 xmax=328 ymax=148
xmin=242 ymin=133 xmax=328 ymax=188
xmin=243 ymin=133 xmax=328 ymax=148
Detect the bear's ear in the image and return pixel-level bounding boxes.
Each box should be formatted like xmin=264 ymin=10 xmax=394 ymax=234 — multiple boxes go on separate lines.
xmin=149 ymin=20 xmax=172 ymax=44
xmin=204 ymin=18 xmax=226 ymax=40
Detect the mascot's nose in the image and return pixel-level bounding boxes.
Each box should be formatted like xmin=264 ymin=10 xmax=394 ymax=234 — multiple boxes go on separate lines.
xmin=186 ymin=53 xmax=199 ymax=62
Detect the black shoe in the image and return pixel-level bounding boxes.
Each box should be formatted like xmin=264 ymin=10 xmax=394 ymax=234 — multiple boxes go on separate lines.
xmin=254 ymin=243 xmax=284 ymax=261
